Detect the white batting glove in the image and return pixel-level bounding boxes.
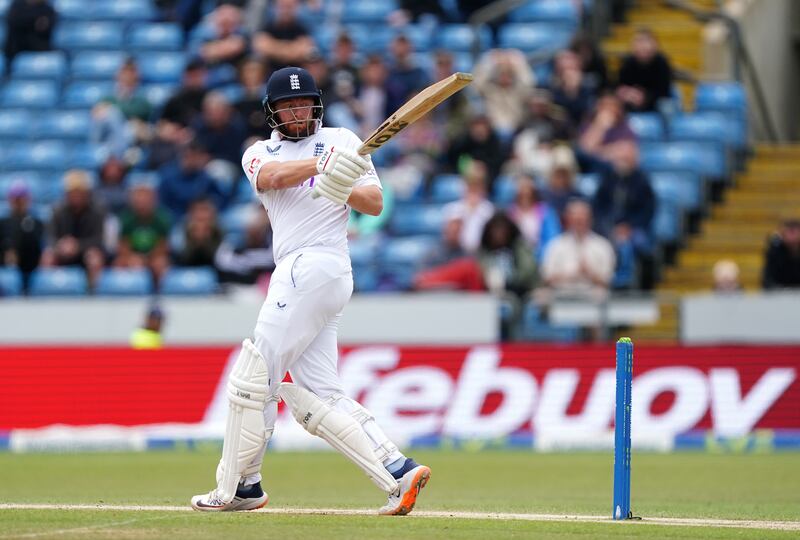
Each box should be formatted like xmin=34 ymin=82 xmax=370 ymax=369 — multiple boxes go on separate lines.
xmin=315 ymin=147 xmax=369 ymax=185
xmin=312 ymin=172 xmax=354 ymax=205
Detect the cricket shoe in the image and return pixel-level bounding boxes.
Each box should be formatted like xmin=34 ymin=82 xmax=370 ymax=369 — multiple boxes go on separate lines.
xmin=191 ymin=482 xmax=268 ymax=512
xmin=379 ymin=458 xmax=431 ymax=516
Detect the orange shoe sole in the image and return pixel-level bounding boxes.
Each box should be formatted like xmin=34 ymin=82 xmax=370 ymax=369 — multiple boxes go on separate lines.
xmin=386 ymin=466 xmax=431 ymax=516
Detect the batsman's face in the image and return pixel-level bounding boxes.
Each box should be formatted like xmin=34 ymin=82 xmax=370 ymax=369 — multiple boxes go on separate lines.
xmin=274 ymin=97 xmax=315 ymax=136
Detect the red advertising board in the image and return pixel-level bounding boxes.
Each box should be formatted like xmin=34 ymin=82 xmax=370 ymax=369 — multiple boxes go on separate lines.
xmin=1 ymin=345 xmax=798 ymax=443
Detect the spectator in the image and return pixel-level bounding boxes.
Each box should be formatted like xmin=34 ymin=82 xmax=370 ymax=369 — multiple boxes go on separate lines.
xmin=326 ymin=57 xmax=362 ymax=132
xmin=542 ymin=145 xmax=582 ymax=218
xmin=445 ymin=114 xmax=508 ymax=192
xmin=384 ymin=34 xmax=430 ymax=117
xmin=301 ymin=51 xmax=333 ymax=111
xmin=589 ymin=141 xmax=656 ymax=288
xmin=3 ymin=0 xmax=56 ymax=70
xmin=192 ymin=91 xmax=248 ymax=166
xmin=114 ymin=180 xmax=171 ymax=284
xmin=90 ymin=102 xmax=135 ymax=162
xmin=214 ymin=204 xmax=275 ymax=284
xmin=442 ymin=161 xmax=495 ymax=254
xmin=616 ymin=28 xmax=673 ymax=112
xmin=329 ymin=33 xmax=360 ymax=100
xmin=477 ymin=212 xmax=538 ymax=297
xmin=130 ymin=305 xmax=165 ymax=349
xmin=431 ymin=50 xmax=473 ymax=142
xmin=413 ymin=214 xmax=484 ymax=292
xmin=358 ymin=55 xmax=389 ymax=140
xmin=540 ymin=199 xmax=615 ymax=296
xmin=507 ymin=174 xmax=561 ymax=260
xmin=192 ymin=3 xmax=249 ymax=84
xmin=473 ymin=49 xmax=536 ymax=137
xmin=550 ymin=50 xmax=595 ymax=130
xmin=104 ymin=58 xmax=152 ymax=123
xmin=158 ymin=139 xmax=226 ymax=219
xmin=252 ymin=0 xmax=314 ymax=71
xmin=0 ymin=181 xmax=43 ymax=290
xmin=569 ymin=33 xmax=608 ymax=92
xmin=713 ymin=259 xmax=742 ymax=293
xmin=235 ymin=57 xmax=270 ymax=138
xmin=578 ymin=93 xmax=637 ymax=162
xmin=508 ymin=90 xmax=571 ymax=178
xmin=94 ymin=157 xmax=129 ymax=215
xmin=160 ymin=58 xmax=209 ymax=129
xmin=762 ymin=218 xmax=800 ymax=289
xmin=175 ymin=198 xmax=223 ymax=267
xmin=40 ymin=170 xmax=106 ymax=288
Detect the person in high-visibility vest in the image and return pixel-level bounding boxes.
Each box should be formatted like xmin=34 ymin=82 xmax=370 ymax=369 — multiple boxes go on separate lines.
xmin=130 ymin=305 xmax=164 ymax=349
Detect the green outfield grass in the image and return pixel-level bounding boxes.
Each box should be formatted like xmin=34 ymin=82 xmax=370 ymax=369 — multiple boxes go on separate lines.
xmin=1 ymin=450 xmax=798 ymax=539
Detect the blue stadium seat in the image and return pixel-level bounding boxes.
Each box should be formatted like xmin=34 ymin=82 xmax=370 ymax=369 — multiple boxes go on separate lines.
xmin=430 ymin=174 xmax=465 ymax=204
xmin=349 ymin=236 xmax=381 ymax=292
xmin=128 ymin=23 xmax=183 ymax=51
xmin=136 ymin=52 xmax=186 ymax=83
xmin=0 ymin=0 xmax=8 ymax=17
xmin=670 ymin=113 xmax=728 ymax=144
xmin=339 ymin=0 xmax=397 ymax=24
xmin=493 ymin=175 xmax=517 ymax=207
xmin=628 ymin=112 xmax=665 ymax=142
xmin=0 ymin=80 xmax=58 ymax=108
xmin=652 ymin=197 xmax=683 ymax=244
xmin=640 ymin=142 xmax=726 ymax=180
xmin=436 ymin=24 xmax=492 ymax=52
xmin=219 ymin=204 xmax=253 ymax=236
xmin=313 ymin=25 xmax=367 ymax=54
xmin=161 ymin=267 xmax=218 ymax=295
xmin=33 ymin=110 xmax=91 ymax=141
xmin=649 ymin=171 xmax=704 ymax=213
xmin=11 ymin=51 xmax=68 ymax=80
xmin=694 ymin=82 xmax=746 ymax=113
xmin=96 ymin=269 xmax=154 ymax=296
xmin=380 ymin=235 xmax=437 ymax=289
xmin=0 ymin=109 xmax=32 ymax=140
xmin=54 ymin=0 xmax=95 ymax=20
xmin=390 ymin=204 xmax=446 ymax=236
xmin=53 ymin=21 xmax=125 ymax=50
xmin=140 ymin=83 xmax=178 ymax=108
xmin=521 ymin=302 xmax=580 ymax=342
xmin=451 ymin=51 xmax=474 ymax=74
xmin=93 ymin=0 xmax=158 ymax=21
xmin=497 ymin=23 xmax=571 ymax=53
xmin=63 ymin=81 xmax=114 ymax=108
xmin=508 ymin=0 xmax=578 ymax=26
xmin=0 ymin=267 xmax=23 ymax=297
xmin=6 ymin=141 xmax=68 ymax=170
xmin=29 ymin=267 xmax=88 ymax=296
xmin=69 ymin=144 xmax=104 ymax=169
xmin=576 ymin=173 xmax=600 ymax=198
xmin=71 ymin=51 xmax=127 ymax=79
xmin=352 ymin=265 xmax=380 ymax=292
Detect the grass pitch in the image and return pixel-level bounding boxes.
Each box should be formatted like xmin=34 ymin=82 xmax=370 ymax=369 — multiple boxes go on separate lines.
xmin=0 ymin=450 xmax=798 ymax=539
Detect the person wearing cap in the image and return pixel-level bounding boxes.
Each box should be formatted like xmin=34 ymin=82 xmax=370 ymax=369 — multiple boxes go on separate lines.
xmin=115 ymin=179 xmax=171 ymax=284
xmin=130 ymin=305 xmax=164 ymax=349
xmin=762 ymin=218 xmax=800 ymax=289
xmin=40 ymin=170 xmax=106 ymax=288
xmin=0 ymin=180 xmax=44 ymax=290
xmin=191 ymin=66 xmax=431 ymax=516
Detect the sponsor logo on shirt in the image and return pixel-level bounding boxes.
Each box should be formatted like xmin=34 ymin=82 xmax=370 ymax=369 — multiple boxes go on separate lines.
xmin=266 ymin=145 xmax=281 ymax=155
xmin=247 ymin=158 xmax=261 ymax=175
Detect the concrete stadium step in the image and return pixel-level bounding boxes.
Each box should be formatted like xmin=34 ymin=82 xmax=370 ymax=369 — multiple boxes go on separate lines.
xmin=754 ymin=144 xmax=800 ymax=157
xmin=713 ymin=204 xmax=800 ymax=221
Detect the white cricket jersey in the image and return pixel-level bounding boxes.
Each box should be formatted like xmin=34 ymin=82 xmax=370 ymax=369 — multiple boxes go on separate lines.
xmin=241 ymin=127 xmax=381 ymax=264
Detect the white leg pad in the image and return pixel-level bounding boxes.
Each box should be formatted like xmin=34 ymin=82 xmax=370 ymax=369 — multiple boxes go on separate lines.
xmin=216 ymin=339 xmax=271 ymax=503
xmin=279 ymin=383 xmax=399 ymax=493
xmin=326 ymin=394 xmax=401 ymax=464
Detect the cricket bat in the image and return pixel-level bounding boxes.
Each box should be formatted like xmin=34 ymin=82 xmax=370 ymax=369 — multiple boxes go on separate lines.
xmin=358 ymin=72 xmax=474 ymax=155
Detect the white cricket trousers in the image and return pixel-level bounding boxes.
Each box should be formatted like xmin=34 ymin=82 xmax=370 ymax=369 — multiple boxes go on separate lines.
xmin=242 ymin=247 xmax=402 ymax=486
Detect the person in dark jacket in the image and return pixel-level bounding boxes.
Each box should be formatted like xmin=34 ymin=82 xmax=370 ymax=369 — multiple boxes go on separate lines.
xmin=3 ymin=0 xmax=56 ymax=70
xmin=587 ymin=141 xmax=656 ymax=288
xmin=0 ymin=181 xmax=43 ymax=290
xmin=158 ymin=139 xmax=227 ymax=219
xmin=762 ymin=219 xmax=800 ymax=289
xmin=445 ymin=114 xmax=508 ymax=193
xmin=616 ymin=27 xmax=673 ymax=112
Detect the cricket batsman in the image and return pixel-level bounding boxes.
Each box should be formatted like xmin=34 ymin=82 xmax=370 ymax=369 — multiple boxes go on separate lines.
xmin=191 ymin=66 xmax=431 ymax=515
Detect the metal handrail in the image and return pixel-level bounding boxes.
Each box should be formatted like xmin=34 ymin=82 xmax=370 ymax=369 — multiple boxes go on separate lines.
xmin=663 ymin=0 xmax=780 ymax=142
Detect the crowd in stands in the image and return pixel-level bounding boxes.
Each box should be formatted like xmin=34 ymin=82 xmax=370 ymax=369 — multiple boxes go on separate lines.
xmin=0 ymin=0 xmax=798 ymax=340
